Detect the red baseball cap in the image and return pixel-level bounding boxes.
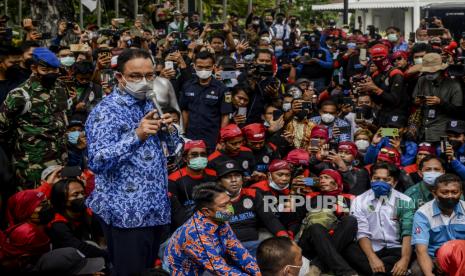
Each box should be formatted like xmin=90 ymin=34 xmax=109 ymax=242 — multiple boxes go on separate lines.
xmin=418 ymin=142 xmax=435 ymax=156
xmin=220 ymin=124 xmax=243 ymax=141
xmin=369 ymin=44 xmax=389 ymax=58
xmin=285 ymin=149 xmax=310 ymax=166
xmin=310 ymin=125 xmax=329 ymax=142
xmin=184 ymin=140 xmax=206 ymax=153
xmin=242 ymin=123 xmax=266 ymax=142
xmin=269 ymin=159 xmax=291 ymax=173
xmin=338 ymin=141 xmax=358 ymax=157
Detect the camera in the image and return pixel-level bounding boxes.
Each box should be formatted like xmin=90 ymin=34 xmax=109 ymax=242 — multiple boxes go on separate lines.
xmin=67 ymin=21 xmax=75 ymax=30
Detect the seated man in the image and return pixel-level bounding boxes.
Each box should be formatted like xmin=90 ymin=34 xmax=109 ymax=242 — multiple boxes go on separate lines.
xmin=297 ymin=169 xmax=358 ymax=275
xmin=404 ymin=156 xmax=445 ymax=210
xmin=256 ymin=236 xmax=304 ymax=276
xmin=216 ymin=160 xmax=289 ymax=256
xmin=242 ymin=123 xmax=280 ymax=174
xmin=350 ymin=162 xmax=414 ymax=276
xmin=168 ymin=140 xmax=217 ymax=228
xmin=164 ymin=182 xmax=260 ymax=275
xmin=208 ymin=124 xmax=256 ymax=179
xmin=411 ymin=174 xmax=465 ymax=276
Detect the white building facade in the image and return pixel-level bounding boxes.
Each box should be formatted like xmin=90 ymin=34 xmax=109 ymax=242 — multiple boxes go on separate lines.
xmin=312 ymin=0 xmax=463 ymax=35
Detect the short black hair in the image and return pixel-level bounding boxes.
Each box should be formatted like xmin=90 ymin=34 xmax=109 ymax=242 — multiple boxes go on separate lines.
xmin=194 ymin=50 xmax=215 ymax=64
xmin=231 ymin=84 xmax=251 ymax=96
xmin=257 ymin=237 xmax=297 ymax=276
xmin=20 ymin=41 xmax=40 ymax=53
xmin=371 ymin=162 xmax=400 ymax=182
xmin=434 ymin=173 xmax=462 ymax=189
xmin=50 ymin=178 xmax=85 ymax=214
xmin=209 ymin=33 xmax=225 ymax=43
xmin=193 ymin=182 xmax=227 ymax=211
xmin=117 ymin=48 xmax=153 ymax=73
xmin=319 ymin=100 xmax=338 ymax=110
xmin=412 ymin=43 xmax=432 ymax=54
xmin=162 ymin=106 xmax=180 ymax=118
xmin=386 ymin=26 xmax=400 ymax=33
xmin=255 ymin=49 xmax=273 ymax=60
xmin=419 ymin=155 xmax=445 ymax=171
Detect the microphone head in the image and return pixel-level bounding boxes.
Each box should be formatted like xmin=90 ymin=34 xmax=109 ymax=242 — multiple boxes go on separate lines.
xmin=146 ymin=87 xmax=156 ymax=99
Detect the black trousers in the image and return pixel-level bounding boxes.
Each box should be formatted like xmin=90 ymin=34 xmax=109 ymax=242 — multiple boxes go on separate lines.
xmin=299 ymin=215 xmax=359 ymax=275
xmin=342 ymin=243 xmax=402 ymax=276
xmin=97 ymin=216 xmax=165 ymax=276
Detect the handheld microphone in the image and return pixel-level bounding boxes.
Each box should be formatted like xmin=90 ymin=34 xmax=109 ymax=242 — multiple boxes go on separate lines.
xmin=146 ymin=89 xmax=167 ymax=131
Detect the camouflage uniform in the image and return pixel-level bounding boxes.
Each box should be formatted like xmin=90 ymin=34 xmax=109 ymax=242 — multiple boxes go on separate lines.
xmin=0 ymin=77 xmax=68 ymax=189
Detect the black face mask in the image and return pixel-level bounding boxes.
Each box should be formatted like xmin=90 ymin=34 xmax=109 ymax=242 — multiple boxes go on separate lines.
xmin=39 ymin=73 xmax=59 ymax=89
xmin=24 ymin=58 xmax=34 ymax=70
xmin=5 ymin=65 xmax=21 ymax=79
xmin=295 ymin=110 xmax=308 ymax=121
xmin=38 ymin=204 xmax=55 ymax=225
xmin=437 ymin=197 xmax=460 ymax=210
xmin=276 ymin=18 xmax=284 ymax=24
xmin=68 ymin=198 xmax=87 ymax=213
xmin=449 ymin=140 xmax=462 ymax=151
xmin=290 ymin=21 xmax=296 ymax=28
xmin=265 ymin=21 xmax=273 ymax=26
xmin=360 ymin=105 xmax=373 ymax=119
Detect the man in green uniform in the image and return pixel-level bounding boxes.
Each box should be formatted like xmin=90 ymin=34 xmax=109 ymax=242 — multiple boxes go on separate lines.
xmin=0 ymin=47 xmax=68 ymax=189
xmin=405 ymin=155 xmax=446 ymax=210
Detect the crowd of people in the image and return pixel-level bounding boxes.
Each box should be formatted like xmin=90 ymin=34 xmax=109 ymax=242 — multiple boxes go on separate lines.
xmin=1 ymin=3 xmax=465 ymax=276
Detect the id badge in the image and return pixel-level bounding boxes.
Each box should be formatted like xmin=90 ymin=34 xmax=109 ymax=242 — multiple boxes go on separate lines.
xmin=427 ymin=109 xmax=436 ymax=119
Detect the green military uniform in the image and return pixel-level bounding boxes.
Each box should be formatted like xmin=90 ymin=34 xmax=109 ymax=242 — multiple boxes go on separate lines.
xmin=0 ymin=77 xmax=68 ymax=189
xmin=404 ymin=181 xmax=434 ymax=210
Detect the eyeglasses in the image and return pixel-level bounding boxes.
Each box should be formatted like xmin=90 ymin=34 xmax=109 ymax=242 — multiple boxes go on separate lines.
xmin=121 ymin=72 xmax=156 ymax=82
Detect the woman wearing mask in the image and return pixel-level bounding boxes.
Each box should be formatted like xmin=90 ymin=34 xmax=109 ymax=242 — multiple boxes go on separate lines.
xmin=49 ymin=178 xmax=107 ymax=259
xmin=297 ymin=169 xmax=358 ymax=276
xmin=251 ymin=159 xmax=300 ymax=237
xmin=353 ymin=129 xmax=373 ymax=160
xmin=6 ymin=189 xmax=54 ymax=227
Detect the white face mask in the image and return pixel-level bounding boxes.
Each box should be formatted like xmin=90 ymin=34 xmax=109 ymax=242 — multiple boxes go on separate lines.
xmin=269 ymin=179 xmax=289 ymax=191
xmin=121 ymin=75 xmax=152 ymax=100
xmin=60 ymin=56 xmax=75 ymax=67
xmin=387 ymin=33 xmax=398 ymax=42
xmin=196 ymin=70 xmax=212 ymax=80
xmin=261 ymin=36 xmax=271 ymax=44
xmin=298 ymin=257 xmax=310 ymax=276
xmin=355 ymin=140 xmax=370 ymax=152
xmin=283 ymin=102 xmax=292 ymax=112
xmin=275 ymin=45 xmax=284 ymax=52
xmin=414 ymin=57 xmax=423 ymax=65
xmin=423 ymin=171 xmax=443 ymax=186
xmin=321 ymin=113 xmax=335 ymax=124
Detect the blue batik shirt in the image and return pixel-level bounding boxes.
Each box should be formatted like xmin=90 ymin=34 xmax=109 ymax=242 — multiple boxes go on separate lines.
xmin=85 ymin=88 xmax=183 ymax=228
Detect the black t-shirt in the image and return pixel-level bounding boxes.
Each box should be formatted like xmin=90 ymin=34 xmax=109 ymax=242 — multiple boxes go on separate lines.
xmin=229 ymin=188 xmax=287 ymax=242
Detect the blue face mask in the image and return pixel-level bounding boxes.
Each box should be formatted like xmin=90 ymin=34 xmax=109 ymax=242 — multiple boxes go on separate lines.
xmin=67 ymin=131 xmax=80 ymax=145
xmin=371 ymin=181 xmax=392 ymax=197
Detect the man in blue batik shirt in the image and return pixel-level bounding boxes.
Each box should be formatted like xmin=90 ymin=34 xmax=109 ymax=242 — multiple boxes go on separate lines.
xmin=85 ymin=49 xmax=183 ymax=276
